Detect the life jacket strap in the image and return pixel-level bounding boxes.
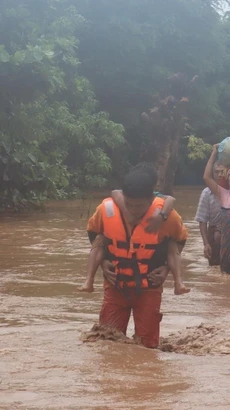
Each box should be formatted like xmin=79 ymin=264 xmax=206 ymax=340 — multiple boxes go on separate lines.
xmin=106 ymin=237 xmax=157 ymax=250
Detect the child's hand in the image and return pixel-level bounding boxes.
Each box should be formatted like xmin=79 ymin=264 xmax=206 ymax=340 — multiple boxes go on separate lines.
xmin=145 ymin=214 xmax=163 ymax=233
xmin=78 ymin=281 xmax=94 ymax=293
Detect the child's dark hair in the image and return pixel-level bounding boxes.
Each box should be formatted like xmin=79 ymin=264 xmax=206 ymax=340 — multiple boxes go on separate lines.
xmin=122 ymin=171 xmax=154 ymax=199
xmin=131 ymin=162 xmax=158 ymax=186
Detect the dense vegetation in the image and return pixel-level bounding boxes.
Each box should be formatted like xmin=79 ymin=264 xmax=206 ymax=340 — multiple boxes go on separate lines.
xmin=1 ymin=0 xmax=230 ymax=208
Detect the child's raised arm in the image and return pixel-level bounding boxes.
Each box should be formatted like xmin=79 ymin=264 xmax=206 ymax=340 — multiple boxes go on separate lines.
xmin=145 ymin=195 xmax=175 ymax=233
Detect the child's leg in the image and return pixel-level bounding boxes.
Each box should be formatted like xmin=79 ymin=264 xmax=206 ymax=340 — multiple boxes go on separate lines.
xmin=167 ymin=240 xmax=190 ymax=295
xmin=78 ymin=235 xmax=105 ymax=293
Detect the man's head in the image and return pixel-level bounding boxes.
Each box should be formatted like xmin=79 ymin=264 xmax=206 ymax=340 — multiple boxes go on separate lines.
xmin=121 ymin=171 xmax=154 ymax=221
xmin=131 ymin=162 xmax=158 ymax=186
xmin=213 ymin=162 xmax=225 ymax=184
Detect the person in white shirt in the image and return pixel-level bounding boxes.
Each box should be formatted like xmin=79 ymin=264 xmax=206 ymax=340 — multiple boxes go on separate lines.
xmin=195 ymin=162 xmax=225 ymax=265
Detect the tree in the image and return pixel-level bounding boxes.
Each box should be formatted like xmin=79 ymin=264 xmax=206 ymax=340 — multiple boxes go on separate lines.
xmin=73 ymin=0 xmax=227 ymax=187
xmin=1 ymin=0 xmax=230 ymax=205
xmin=140 ymin=74 xmax=197 ymax=194
xmin=0 ymin=0 xmax=124 ymax=209
xmin=75 ymin=0 xmax=225 ymax=124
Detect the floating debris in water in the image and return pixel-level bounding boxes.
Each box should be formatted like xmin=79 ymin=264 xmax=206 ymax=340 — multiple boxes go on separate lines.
xmin=82 ymin=324 xmax=137 ymax=344
xmin=82 ymin=323 xmax=230 ymax=356
xmin=159 ymin=323 xmax=230 ymax=355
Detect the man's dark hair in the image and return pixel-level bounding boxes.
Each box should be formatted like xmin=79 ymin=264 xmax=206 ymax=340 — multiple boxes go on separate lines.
xmin=122 ymin=171 xmax=155 ymax=199
xmin=131 ymin=162 xmax=158 ymax=186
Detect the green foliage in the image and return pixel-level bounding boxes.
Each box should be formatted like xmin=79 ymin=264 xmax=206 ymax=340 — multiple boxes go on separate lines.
xmin=0 ymin=0 xmax=124 ymax=210
xmin=2 ymin=0 xmax=230 ymax=201
xmin=187 ymin=136 xmax=212 ymax=161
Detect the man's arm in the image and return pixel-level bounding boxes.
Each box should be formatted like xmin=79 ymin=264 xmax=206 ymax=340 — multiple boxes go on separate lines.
xmin=199 ymin=222 xmax=209 ymax=246
xmin=195 ymin=190 xmax=211 ymax=259
xmin=203 ymin=145 xmax=219 ymax=196
xmin=199 ymin=222 xmax=211 ymax=259
xmin=78 ymin=236 xmax=105 ymax=292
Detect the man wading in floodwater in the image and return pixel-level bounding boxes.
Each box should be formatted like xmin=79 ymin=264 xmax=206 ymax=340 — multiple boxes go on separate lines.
xmin=86 ymin=169 xmax=189 ymax=348
xmin=195 ymin=162 xmax=225 ymax=266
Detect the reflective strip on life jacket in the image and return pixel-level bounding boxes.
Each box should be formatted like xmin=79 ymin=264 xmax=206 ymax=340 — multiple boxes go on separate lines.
xmin=104 ymin=199 xmax=115 ymax=217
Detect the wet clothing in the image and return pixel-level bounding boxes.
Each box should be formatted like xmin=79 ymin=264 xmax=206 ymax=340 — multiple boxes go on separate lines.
xmin=87 ymin=197 xmax=187 ymax=348
xmin=217 ymin=186 xmax=230 ymax=209
xmin=101 ymin=197 xmax=167 ymax=290
xmin=207 ymin=225 xmax=221 ymax=266
xmin=203 ymin=186 xmax=230 ymax=272
xmin=195 ymin=187 xmax=221 ymax=266
xmin=87 ymin=202 xmax=188 ymax=246
xmin=100 ymin=286 xmax=162 ymax=348
xmin=195 ymin=188 xmax=221 ymax=231
xmin=220 ymin=208 xmax=230 ymax=274
xmin=87 ymin=197 xmax=187 ymax=292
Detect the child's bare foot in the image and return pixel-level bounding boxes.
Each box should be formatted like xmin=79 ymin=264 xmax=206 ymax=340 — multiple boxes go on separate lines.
xmin=78 ymin=282 xmax=94 ymax=293
xmin=174 ymin=282 xmax=190 ymax=295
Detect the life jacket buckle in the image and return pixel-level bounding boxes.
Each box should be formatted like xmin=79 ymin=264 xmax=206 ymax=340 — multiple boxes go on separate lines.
xmin=130 ymin=241 xmax=135 ymax=254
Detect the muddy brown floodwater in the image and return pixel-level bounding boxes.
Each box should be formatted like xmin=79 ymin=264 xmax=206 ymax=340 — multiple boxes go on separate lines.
xmin=1 ymin=187 xmax=230 ymax=410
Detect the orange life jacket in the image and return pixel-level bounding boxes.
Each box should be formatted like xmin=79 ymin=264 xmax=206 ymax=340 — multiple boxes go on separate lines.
xmin=101 ymin=197 xmax=167 ymax=290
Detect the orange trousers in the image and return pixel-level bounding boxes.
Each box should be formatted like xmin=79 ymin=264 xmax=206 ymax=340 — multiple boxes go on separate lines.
xmin=99 ymin=286 xmax=162 ymax=348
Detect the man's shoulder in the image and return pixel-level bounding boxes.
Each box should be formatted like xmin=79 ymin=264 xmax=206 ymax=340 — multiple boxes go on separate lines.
xmin=200 ymin=187 xmax=218 ymax=203
xmin=94 ymin=197 xmax=117 ymax=216
xmin=95 ymin=202 xmax=104 ymax=211
xmin=87 ymin=201 xmax=105 ymax=221
xmin=201 ymin=187 xmax=211 ymax=196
